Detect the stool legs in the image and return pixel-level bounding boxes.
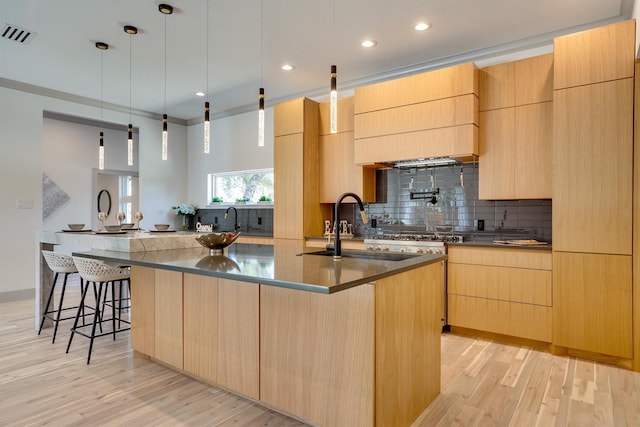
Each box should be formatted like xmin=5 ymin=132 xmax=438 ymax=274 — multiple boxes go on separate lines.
xmin=38 ymin=272 xmax=59 ymax=337
xmin=67 ymin=279 xmax=129 ymax=364
xmin=86 ymin=281 xmax=105 ymax=365
xmin=51 ymin=272 xmax=70 ymax=343
xmin=66 ymin=278 xmax=93 ymax=359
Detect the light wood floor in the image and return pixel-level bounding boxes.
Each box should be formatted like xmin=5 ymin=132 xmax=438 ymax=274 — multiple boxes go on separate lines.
xmin=2 ymin=279 xmax=640 ymax=426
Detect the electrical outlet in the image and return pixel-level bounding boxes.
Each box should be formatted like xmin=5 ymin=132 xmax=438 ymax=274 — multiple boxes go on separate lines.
xmin=16 ymin=199 xmax=34 ymax=209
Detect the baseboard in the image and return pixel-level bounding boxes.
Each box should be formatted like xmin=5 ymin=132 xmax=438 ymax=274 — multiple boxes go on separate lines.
xmin=0 ymin=288 xmax=33 ymax=302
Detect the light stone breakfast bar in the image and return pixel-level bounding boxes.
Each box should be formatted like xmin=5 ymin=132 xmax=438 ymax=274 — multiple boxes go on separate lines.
xmin=36 ymin=230 xmax=445 ymax=426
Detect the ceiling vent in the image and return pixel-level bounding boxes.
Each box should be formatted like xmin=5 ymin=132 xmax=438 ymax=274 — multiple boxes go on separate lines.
xmin=1 ymin=23 xmax=36 ymax=44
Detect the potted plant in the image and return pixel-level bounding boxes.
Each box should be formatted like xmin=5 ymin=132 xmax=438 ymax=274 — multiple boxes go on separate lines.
xmin=258 ymin=195 xmax=272 ymax=204
xmin=172 ymin=203 xmax=198 ymax=230
xmin=210 ymin=196 xmax=224 ymax=205
xmin=235 ymin=197 xmax=250 ymax=204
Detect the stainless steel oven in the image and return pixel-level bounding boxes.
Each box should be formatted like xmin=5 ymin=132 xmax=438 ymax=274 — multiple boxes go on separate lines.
xmin=364 ymin=234 xmax=462 ymax=329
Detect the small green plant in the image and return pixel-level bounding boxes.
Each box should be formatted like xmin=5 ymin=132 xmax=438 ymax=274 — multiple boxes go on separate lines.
xmin=211 ymin=196 xmax=224 ymax=203
xmin=258 ymin=195 xmax=272 ymax=202
xmin=235 ymin=197 xmax=250 ymax=203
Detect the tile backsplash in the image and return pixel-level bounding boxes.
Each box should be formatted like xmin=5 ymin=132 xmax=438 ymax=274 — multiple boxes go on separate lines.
xmin=351 ymin=164 xmax=552 ymax=242
xmin=195 ymin=207 xmax=274 ymax=237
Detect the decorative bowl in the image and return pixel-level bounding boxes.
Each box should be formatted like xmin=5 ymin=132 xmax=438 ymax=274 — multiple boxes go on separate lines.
xmin=68 ymin=223 xmax=85 ymax=231
xmin=154 ymin=224 xmax=170 ymax=231
xmin=120 ymin=223 xmax=135 ymax=229
xmin=105 ymin=225 xmax=122 ymax=232
xmin=195 ymin=232 xmax=241 ymax=255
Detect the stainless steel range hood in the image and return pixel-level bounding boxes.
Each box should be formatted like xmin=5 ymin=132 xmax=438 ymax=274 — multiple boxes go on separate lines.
xmin=384 ymin=157 xmax=461 ymax=169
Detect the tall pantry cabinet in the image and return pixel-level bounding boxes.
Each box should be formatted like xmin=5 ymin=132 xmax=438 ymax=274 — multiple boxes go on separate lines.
xmin=552 ymin=20 xmax=635 ymax=361
xmin=273 ymin=98 xmax=330 ymax=240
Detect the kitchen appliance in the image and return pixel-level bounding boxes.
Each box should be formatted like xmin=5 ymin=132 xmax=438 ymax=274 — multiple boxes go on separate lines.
xmin=364 ymin=234 xmax=463 ymax=329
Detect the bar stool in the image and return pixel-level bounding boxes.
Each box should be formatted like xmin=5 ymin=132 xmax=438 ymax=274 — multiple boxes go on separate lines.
xmin=67 ymin=256 xmax=131 ymax=364
xmin=38 ymin=250 xmax=85 ymax=343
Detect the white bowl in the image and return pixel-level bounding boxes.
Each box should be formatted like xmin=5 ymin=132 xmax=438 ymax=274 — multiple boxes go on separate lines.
xmin=68 ymin=223 xmax=85 ymax=230
xmin=154 ymin=224 xmax=170 ymax=231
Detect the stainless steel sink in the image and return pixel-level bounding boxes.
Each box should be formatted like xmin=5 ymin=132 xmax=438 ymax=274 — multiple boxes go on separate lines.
xmin=302 ymin=249 xmax=419 ymax=261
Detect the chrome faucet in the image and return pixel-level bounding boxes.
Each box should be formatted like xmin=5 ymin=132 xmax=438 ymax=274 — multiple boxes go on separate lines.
xmin=332 ymin=192 xmax=368 ymax=260
xmin=224 ymin=207 xmax=240 ymax=233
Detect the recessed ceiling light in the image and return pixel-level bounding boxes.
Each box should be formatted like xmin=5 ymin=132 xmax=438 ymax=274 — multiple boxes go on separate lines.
xmin=361 ymin=40 xmax=377 ymax=48
xmin=195 ymin=91 xmax=205 ymax=97
xmin=414 ymin=22 xmax=431 ymax=31
xmin=281 ymin=64 xmax=295 ymax=71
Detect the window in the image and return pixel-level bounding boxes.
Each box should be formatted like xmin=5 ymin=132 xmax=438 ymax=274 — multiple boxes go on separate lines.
xmin=208 ymin=169 xmax=273 ymax=203
xmin=119 ymin=175 xmax=135 ymax=220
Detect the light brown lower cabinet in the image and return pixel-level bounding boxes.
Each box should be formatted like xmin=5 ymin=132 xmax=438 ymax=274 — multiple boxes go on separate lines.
xmin=447 ymin=246 xmax=552 ymax=342
xmin=154 ymin=269 xmax=183 ymax=369
xmin=131 ymin=262 xmax=442 ymax=427
xmin=183 ymin=274 xmax=260 ymax=400
xmin=131 ymin=266 xmax=155 ymax=357
xmin=553 ymin=252 xmax=633 ymax=358
xmin=260 ymin=262 xmax=442 ymax=427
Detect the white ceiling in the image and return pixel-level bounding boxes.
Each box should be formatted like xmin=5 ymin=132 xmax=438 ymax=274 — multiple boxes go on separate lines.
xmin=0 ymin=0 xmax=635 ymax=123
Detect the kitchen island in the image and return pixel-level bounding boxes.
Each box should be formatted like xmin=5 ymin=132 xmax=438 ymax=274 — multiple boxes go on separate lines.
xmin=75 ymin=242 xmax=445 ymax=427
xmin=35 ymin=230 xmax=272 ymax=326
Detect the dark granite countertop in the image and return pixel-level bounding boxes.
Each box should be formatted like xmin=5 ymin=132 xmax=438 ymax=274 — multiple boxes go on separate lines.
xmin=75 ymin=242 xmax=445 ymax=294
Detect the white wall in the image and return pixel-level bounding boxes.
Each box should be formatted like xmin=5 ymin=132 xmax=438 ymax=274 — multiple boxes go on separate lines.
xmin=43 ymin=118 xmax=138 ymax=231
xmin=0 ymin=85 xmax=188 ymax=294
xmin=187 ymin=107 xmax=274 ymax=206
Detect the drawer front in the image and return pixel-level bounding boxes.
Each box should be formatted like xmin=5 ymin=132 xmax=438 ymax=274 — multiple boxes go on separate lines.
xmin=448 ymin=295 xmax=552 ymax=342
xmin=448 ymin=246 xmax=551 ymax=270
xmin=448 ymin=263 xmax=551 ymax=306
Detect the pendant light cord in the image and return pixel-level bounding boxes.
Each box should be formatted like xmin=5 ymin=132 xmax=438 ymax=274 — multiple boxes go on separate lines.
xmin=100 ymin=50 xmax=103 ymax=124
xmin=129 ymin=35 xmax=132 ymax=123
xmin=260 ymin=0 xmax=263 ymax=86
xmin=164 ymin=13 xmax=167 ymax=114
xmin=206 ymin=0 xmax=209 ymax=98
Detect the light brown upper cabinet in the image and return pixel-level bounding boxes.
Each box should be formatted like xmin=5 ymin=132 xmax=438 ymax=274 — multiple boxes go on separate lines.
xmin=478 ymin=54 xmax=553 ymax=200
xmin=273 ymin=98 xmax=329 ymax=240
xmin=552 ymin=79 xmax=633 ymax=255
xmin=554 ymin=20 xmax=635 ymax=90
xmin=318 ymin=97 xmax=376 ymax=203
xmin=479 ymin=53 xmax=553 ymax=111
xmin=353 ymin=62 xmax=478 ymax=164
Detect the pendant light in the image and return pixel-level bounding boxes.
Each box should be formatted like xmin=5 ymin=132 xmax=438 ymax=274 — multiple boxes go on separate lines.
xmin=257 ymin=0 xmax=265 ymax=147
xmin=159 ymin=4 xmax=173 ymax=160
xmin=330 ymin=65 xmax=337 ymax=134
xmin=329 ymin=0 xmax=338 ymax=134
xmin=124 ymin=25 xmax=137 ymax=166
xmin=203 ymin=0 xmax=211 ymax=154
xmin=258 ymin=88 xmax=265 ymax=147
xmin=96 ymin=41 xmax=108 ymax=170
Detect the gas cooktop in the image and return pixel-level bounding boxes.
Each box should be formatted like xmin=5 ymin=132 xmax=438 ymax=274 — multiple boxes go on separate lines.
xmin=369 ymin=234 xmax=463 ymax=243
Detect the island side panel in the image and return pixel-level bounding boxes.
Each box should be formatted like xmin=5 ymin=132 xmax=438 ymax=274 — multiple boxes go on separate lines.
xmin=183 ymin=274 xmax=218 ymax=383
xmin=260 ymin=283 xmax=375 ymax=427
xmin=130 ymin=266 xmax=155 ymax=357
xmin=154 ymin=269 xmax=183 ymax=369
xmin=375 ymin=262 xmax=443 ymax=427
xmin=217 ymin=278 xmax=260 ymax=400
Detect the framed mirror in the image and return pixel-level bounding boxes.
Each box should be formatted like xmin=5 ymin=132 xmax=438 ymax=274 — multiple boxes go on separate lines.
xmin=97 ymin=189 xmax=112 ymax=215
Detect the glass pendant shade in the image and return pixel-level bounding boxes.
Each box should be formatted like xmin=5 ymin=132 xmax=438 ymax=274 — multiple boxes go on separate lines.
xmin=162 ymin=114 xmax=168 ymax=160
xmin=98 ymin=132 xmax=105 ymax=170
xmin=204 ymin=102 xmax=210 ymax=153
xmin=258 ymin=88 xmax=265 ymax=147
xmin=330 ymin=65 xmax=337 ymax=134
xmin=127 ymin=124 xmax=133 ymax=166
